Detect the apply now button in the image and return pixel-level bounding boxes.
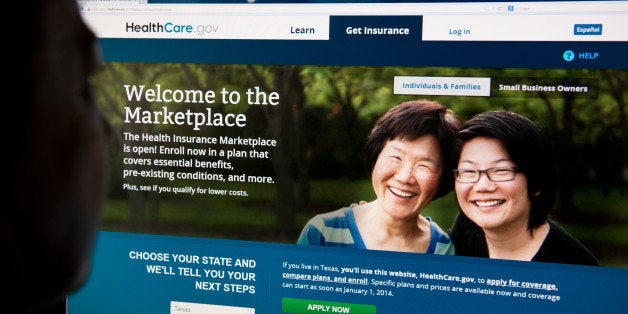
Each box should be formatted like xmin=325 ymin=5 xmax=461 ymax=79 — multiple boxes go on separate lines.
xmin=282 ymin=298 xmax=376 ymax=314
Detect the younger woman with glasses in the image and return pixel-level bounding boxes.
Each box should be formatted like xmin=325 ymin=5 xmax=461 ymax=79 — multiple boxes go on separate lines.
xmin=449 ymin=110 xmax=598 ymax=265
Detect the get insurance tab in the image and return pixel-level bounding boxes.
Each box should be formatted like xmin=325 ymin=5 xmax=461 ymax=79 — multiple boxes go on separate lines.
xmin=330 ymin=16 xmax=421 ymax=42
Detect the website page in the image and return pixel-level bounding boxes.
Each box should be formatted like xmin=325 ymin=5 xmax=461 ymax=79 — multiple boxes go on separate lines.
xmin=70 ymin=1 xmax=627 ymax=313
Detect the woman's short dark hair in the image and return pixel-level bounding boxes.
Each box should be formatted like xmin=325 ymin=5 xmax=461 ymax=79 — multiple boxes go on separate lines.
xmin=365 ymin=99 xmax=461 ymax=199
xmin=452 ymin=110 xmax=557 ymax=230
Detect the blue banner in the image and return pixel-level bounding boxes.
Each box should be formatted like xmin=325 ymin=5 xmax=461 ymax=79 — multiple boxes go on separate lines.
xmin=68 ymin=232 xmax=628 ymax=313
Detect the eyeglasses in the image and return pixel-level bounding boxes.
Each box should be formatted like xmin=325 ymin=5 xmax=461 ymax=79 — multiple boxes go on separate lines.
xmin=453 ymin=167 xmax=518 ymax=183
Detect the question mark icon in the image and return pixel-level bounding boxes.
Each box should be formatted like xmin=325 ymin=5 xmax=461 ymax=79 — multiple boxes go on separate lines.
xmin=563 ymin=50 xmax=575 ymax=62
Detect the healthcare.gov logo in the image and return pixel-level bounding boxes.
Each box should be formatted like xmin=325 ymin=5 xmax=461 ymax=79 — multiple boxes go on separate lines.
xmin=125 ymin=22 xmax=219 ymax=35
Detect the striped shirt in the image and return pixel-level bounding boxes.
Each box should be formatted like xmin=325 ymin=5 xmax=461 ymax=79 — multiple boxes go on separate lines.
xmin=297 ymin=206 xmax=455 ymax=255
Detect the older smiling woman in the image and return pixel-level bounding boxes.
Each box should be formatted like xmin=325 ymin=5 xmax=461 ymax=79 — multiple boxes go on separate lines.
xmin=297 ymin=99 xmax=460 ymax=254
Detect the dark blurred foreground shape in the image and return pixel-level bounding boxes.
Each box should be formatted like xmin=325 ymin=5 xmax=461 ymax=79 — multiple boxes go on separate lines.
xmin=1 ymin=1 xmax=109 ymax=313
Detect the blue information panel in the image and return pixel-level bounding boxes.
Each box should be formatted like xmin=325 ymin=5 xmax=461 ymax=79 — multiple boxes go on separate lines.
xmin=69 ymin=232 xmax=628 ymax=313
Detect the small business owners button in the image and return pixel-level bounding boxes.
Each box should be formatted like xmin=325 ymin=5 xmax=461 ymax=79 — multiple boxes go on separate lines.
xmin=574 ymin=24 xmax=602 ymax=35
xmin=282 ymin=298 xmax=376 ymax=314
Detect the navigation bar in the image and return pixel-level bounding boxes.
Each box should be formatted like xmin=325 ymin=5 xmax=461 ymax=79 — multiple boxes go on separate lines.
xmin=84 ymin=13 xmax=627 ymax=42
xmin=80 ymin=1 xmax=628 ymax=42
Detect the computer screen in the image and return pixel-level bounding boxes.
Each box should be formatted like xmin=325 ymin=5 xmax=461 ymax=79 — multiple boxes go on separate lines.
xmin=70 ymin=0 xmax=627 ymax=313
